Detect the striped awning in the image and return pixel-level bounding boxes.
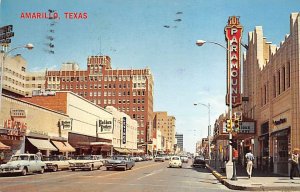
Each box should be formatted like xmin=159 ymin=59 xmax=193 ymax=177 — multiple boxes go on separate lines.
xmin=28 ymin=138 xmax=58 ymax=151
xmin=114 ymin=147 xmax=130 ymax=153
xmin=0 ymin=141 xmax=10 ymax=150
xmin=52 ymin=141 xmax=76 ymax=152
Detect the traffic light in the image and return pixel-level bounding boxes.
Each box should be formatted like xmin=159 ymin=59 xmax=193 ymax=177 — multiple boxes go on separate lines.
xmin=226 ymin=119 xmax=232 ymax=132
xmin=233 ymin=119 xmax=240 ymax=132
xmin=229 ymin=138 xmax=237 ymax=148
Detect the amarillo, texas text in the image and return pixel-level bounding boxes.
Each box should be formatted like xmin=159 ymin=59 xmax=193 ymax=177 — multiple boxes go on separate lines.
xmin=20 ymin=12 xmax=88 ymax=19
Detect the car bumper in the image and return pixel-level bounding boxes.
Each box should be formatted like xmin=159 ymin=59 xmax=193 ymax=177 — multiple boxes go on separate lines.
xmin=0 ymin=168 xmax=22 ymax=174
xmin=169 ymin=163 xmax=182 ymax=167
xmin=105 ymin=164 xmax=126 ymax=169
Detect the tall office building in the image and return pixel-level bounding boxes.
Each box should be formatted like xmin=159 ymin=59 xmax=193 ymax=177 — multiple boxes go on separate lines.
xmin=45 ymin=55 xmax=154 ymax=151
xmin=153 ymin=111 xmax=176 ymax=153
xmin=175 ymin=133 xmax=183 ymax=152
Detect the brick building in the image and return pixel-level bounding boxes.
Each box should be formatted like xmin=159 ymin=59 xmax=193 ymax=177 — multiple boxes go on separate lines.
xmin=45 ymin=56 xmax=154 ymax=152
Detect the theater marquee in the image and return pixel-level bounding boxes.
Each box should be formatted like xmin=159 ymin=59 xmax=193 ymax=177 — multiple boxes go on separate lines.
xmin=225 ymin=16 xmax=243 ymax=108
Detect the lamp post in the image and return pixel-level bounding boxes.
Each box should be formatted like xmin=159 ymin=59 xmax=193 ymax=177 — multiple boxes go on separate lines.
xmin=194 ymin=102 xmax=211 ymax=163
xmin=195 ymin=39 xmax=235 ymax=179
xmin=0 ymin=43 xmax=34 ymax=112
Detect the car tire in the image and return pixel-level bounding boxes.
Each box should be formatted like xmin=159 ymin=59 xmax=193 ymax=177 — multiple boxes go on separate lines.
xmin=106 ymin=167 xmax=110 ymax=171
xmin=53 ymin=165 xmax=58 ymax=172
xmin=71 ymin=169 xmax=75 ymax=171
xmin=21 ymin=167 xmax=27 ymax=176
xmin=40 ymin=167 xmax=44 ymax=174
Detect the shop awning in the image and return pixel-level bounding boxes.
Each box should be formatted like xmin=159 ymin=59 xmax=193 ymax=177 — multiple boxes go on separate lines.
xmin=114 ymin=147 xmax=130 ymax=153
xmin=90 ymin=142 xmax=112 ymax=146
xmin=0 ymin=141 xmax=10 ymax=150
xmin=52 ymin=141 xmax=76 ymax=152
xmin=28 ymin=138 xmax=58 ymax=151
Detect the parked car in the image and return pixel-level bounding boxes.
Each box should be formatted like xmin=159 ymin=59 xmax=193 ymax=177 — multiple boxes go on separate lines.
xmin=104 ymin=155 xmax=135 ymax=171
xmin=0 ymin=154 xmax=46 ymax=176
xmin=69 ymin=155 xmax=103 ymax=171
xmin=42 ymin=155 xmax=70 ymax=172
xmin=192 ymin=155 xmax=206 ymax=168
xmin=132 ymin=156 xmax=143 ymax=162
xmin=180 ymin=155 xmax=189 ymax=163
xmin=164 ymin=155 xmax=170 ymax=160
xmin=168 ymin=156 xmax=182 ymax=168
xmin=154 ymin=154 xmax=165 ymax=162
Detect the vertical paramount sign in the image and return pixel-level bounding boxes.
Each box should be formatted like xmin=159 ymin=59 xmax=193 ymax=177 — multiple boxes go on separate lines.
xmin=225 ymin=16 xmax=243 ymax=108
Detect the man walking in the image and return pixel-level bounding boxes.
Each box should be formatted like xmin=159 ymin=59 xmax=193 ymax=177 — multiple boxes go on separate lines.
xmin=290 ymin=148 xmax=299 ymax=179
xmin=245 ymin=149 xmax=254 ymax=179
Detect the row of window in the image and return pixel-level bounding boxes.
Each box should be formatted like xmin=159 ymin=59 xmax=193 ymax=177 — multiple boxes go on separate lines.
xmin=58 ymin=83 xmax=146 ymax=90
xmin=49 ymin=75 xmax=146 ymax=82
xmin=4 ymin=67 xmax=26 ymax=80
xmin=261 ymin=63 xmax=291 ymax=105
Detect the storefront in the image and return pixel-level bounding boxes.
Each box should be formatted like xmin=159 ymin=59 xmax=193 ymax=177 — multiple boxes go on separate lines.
xmin=271 ymin=127 xmax=290 ymax=175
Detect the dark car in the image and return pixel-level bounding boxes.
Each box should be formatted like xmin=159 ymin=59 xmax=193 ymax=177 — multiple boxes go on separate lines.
xmin=192 ymin=155 xmax=206 ymax=168
xmin=104 ymin=155 xmax=135 ymax=171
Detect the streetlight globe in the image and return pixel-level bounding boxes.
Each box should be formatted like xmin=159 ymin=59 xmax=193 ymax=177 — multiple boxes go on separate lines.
xmin=25 ymin=43 xmax=34 ymax=50
xmin=196 ymin=40 xmax=206 ymax=46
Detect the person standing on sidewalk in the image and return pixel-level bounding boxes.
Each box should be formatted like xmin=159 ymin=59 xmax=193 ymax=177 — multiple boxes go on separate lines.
xmin=245 ymin=149 xmax=254 ymax=179
xmin=290 ymin=148 xmax=299 ymax=179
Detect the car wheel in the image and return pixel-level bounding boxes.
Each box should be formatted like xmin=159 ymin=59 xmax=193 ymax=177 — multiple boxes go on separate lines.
xmin=53 ymin=165 xmax=58 ymax=172
xmin=71 ymin=169 xmax=75 ymax=171
xmin=106 ymin=167 xmax=110 ymax=171
xmin=21 ymin=167 xmax=27 ymax=176
xmin=40 ymin=167 xmax=44 ymax=174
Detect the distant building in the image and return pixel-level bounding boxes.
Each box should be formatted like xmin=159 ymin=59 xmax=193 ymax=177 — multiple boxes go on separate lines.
xmin=153 ymin=112 xmax=176 ymax=153
xmin=175 ymin=133 xmax=183 ymax=152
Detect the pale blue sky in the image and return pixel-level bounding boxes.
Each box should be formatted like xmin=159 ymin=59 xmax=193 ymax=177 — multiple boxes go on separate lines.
xmin=1 ymin=0 xmax=299 ymax=152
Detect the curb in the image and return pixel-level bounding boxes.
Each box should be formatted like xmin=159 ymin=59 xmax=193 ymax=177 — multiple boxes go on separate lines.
xmin=206 ymin=164 xmax=300 ymax=191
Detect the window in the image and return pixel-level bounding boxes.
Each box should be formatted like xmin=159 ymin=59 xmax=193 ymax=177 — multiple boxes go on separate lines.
xmin=287 ymin=62 xmax=291 ymax=88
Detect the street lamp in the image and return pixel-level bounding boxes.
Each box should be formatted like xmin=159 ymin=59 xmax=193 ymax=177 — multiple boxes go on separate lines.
xmin=195 ymin=39 xmax=235 ymax=179
xmin=0 ymin=43 xmax=34 ymax=112
xmin=194 ymin=102 xmax=211 ymax=163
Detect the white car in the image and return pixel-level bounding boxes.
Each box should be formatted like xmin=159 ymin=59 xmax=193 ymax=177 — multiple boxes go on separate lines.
xmin=69 ymin=155 xmax=103 ymax=171
xmin=0 ymin=154 xmax=46 ymax=176
xmin=169 ymin=156 xmax=182 ymax=168
xmin=43 ymin=155 xmax=70 ymax=172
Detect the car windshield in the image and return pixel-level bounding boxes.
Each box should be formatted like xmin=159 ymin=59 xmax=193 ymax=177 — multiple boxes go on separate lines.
xmin=76 ymin=156 xmax=92 ymax=160
xmin=172 ymin=157 xmax=180 ymax=160
xmin=195 ymin=156 xmax=204 ymax=160
xmin=180 ymin=156 xmax=187 ymax=158
xmin=11 ymin=155 xmax=29 ymax=161
xmin=112 ymin=156 xmax=126 ymax=160
xmin=43 ymin=156 xmax=60 ymax=161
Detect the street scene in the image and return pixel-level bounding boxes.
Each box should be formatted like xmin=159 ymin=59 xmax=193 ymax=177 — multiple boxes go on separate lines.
xmin=1 ymin=0 xmax=300 ymax=191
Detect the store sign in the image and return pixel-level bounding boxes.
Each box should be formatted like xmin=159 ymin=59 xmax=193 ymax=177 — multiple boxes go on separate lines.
xmin=122 ymin=117 xmax=126 ymax=144
xmin=239 ymin=122 xmax=255 ymax=134
xmin=60 ymin=120 xmax=72 ymax=130
xmin=98 ymin=119 xmax=113 ymax=133
xmin=10 ymin=109 xmax=26 ymax=118
xmin=273 ymin=118 xmax=287 ymax=126
xmin=225 ymin=16 xmax=243 ymax=108
xmin=3 ymin=119 xmax=27 ymax=136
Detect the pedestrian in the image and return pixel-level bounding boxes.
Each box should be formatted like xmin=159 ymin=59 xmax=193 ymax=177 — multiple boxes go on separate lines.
xmin=290 ymin=148 xmax=299 ymax=179
xmin=36 ymin=150 xmax=42 ymax=160
xmin=245 ymin=149 xmax=254 ymax=179
xmin=0 ymin=151 xmax=4 ymax=164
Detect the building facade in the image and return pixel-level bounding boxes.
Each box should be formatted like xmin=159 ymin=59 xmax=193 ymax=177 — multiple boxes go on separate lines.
xmin=242 ymin=12 xmax=300 ymax=175
xmin=20 ymin=91 xmax=138 ymax=156
xmin=45 ymin=55 xmax=154 ymax=152
xmin=153 ymin=112 xmax=176 ymax=153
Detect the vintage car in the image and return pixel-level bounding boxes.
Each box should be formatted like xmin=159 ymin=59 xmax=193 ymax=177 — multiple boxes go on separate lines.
xmin=0 ymin=154 xmax=46 ymax=176
xmin=69 ymin=155 xmax=103 ymax=171
xmin=168 ymin=156 xmax=182 ymax=168
xmin=154 ymin=154 xmax=165 ymax=162
xmin=192 ymin=155 xmax=206 ymax=168
xmin=104 ymin=155 xmax=135 ymax=171
xmin=42 ymin=155 xmax=70 ymax=172
xmin=180 ymin=155 xmax=189 ymax=163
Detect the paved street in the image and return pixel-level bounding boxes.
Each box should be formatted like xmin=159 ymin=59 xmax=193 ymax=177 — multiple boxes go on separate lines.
xmin=0 ymin=160 xmax=228 ymax=192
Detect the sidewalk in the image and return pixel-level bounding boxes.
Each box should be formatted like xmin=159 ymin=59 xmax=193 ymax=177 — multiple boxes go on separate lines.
xmin=206 ymin=163 xmax=300 ymax=191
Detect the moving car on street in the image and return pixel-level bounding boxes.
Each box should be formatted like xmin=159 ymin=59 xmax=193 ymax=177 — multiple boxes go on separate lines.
xmin=69 ymin=155 xmax=103 ymax=171
xmin=43 ymin=155 xmax=70 ymax=172
xmin=168 ymin=156 xmax=182 ymax=168
xmin=0 ymin=154 xmax=46 ymax=176
xmin=154 ymin=154 xmax=165 ymax=162
xmin=192 ymin=155 xmax=206 ymax=168
xmin=104 ymin=155 xmax=135 ymax=171
xmin=180 ymin=155 xmax=189 ymax=163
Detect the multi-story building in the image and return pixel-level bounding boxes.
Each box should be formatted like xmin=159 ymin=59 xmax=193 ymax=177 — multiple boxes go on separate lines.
xmin=153 ymin=112 xmax=176 ymax=153
xmin=242 ymin=12 xmax=300 ymax=175
xmin=175 ymin=133 xmax=183 ymax=152
xmin=0 ymin=53 xmax=46 ymax=97
xmin=45 ymin=55 xmax=154 ymax=152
